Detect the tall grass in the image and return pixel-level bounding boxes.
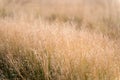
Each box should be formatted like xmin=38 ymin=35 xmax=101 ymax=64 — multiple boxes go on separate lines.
xmin=0 ymin=18 xmax=119 ymax=80
xmin=0 ymin=0 xmax=120 ymax=80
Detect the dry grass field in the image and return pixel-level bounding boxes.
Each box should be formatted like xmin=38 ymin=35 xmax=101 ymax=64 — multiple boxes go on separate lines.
xmin=0 ymin=0 xmax=120 ymax=80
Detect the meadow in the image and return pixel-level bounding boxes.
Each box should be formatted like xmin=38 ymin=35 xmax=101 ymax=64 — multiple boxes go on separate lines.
xmin=0 ymin=0 xmax=120 ymax=80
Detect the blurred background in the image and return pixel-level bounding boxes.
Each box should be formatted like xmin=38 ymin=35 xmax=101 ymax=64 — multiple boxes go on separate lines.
xmin=0 ymin=0 xmax=120 ymax=39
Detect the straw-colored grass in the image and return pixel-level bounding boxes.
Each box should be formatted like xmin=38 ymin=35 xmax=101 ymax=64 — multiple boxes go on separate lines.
xmin=0 ymin=0 xmax=120 ymax=80
xmin=0 ymin=18 xmax=119 ymax=80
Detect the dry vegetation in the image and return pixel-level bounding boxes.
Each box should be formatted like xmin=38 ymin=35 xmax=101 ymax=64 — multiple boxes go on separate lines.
xmin=0 ymin=0 xmax=120 ymax=80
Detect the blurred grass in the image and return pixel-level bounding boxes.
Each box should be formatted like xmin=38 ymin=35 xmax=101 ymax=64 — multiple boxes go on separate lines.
xmin=0 ymin=0 xmax=120 ymax=80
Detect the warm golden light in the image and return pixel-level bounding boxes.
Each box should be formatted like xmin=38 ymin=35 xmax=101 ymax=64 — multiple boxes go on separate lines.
xmin=0 ymin=0 xmax=120 ymax=80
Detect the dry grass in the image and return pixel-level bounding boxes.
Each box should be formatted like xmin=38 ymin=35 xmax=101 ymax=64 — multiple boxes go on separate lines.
xmin=0 ymin=0 xmax=120 ymax=80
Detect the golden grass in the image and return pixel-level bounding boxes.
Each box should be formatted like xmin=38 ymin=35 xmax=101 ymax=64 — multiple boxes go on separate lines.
xmin=0 ymin=0 xmax=120 ymax=80
xmin=0 ymin=17 xmax=119 ymax=80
